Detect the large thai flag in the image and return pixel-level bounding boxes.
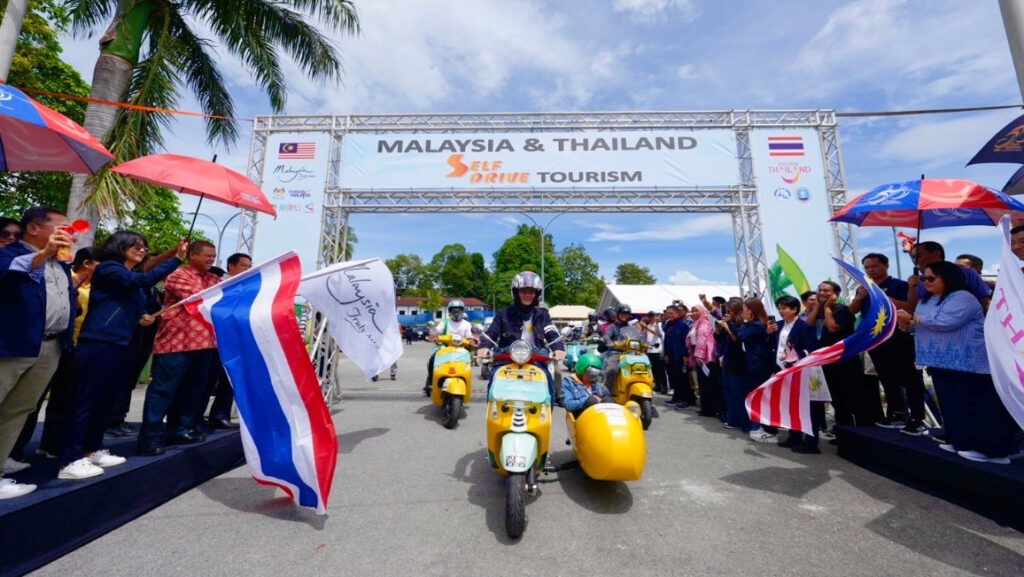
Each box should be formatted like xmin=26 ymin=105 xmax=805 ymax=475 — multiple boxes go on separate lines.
xmin=745 ymin=258 xmax=896 ymax=435
xmin=180 ymin=251 xmax=337 ymax=514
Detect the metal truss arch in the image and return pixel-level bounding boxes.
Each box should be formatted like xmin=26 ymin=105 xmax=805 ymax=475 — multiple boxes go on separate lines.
xmin=241 ymin=110 xmax=852 ymax=401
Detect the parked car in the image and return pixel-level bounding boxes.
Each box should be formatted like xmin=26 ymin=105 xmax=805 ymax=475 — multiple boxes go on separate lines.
xmin=411 ymin=324 xmax=432 ymax=341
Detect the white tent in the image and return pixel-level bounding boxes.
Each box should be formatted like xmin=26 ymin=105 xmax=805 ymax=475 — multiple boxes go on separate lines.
xmin=547 ymin=305 xmax=595 ymax=321
xmin=596 ymin=284 xmax=743 ymax=314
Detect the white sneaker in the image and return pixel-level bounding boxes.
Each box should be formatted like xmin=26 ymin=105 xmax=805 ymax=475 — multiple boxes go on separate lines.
xmin=750 ymin=430 xmax=779 ymax=444
xmin=0 ymin=478 xmax=36 ymax=499
xmin=2 ymin=457 xmax=31 ymax=474
xmin=58 ymin=458 xmax=104 ymax=480
xmin=938 ymin=443 xmax=957 ymax=453
xmin=957 ymin=450 xmax=1011 ymax=465
xmin=88 ymin=450 xmax=126 ymax=468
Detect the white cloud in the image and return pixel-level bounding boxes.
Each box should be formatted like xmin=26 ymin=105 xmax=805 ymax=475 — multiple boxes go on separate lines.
xmin=724 ymin=256 xmax=736 ymax=264
xmin=668 ymin=269 xmax=729 ymax=285
xmin=606 ymin=245 xmax=624 ymax=253
xmin=588 ymin=214 xmax=732 ymax=241
xmin=876 ymin=110 xmax=1020 ymax=169
xmin=794 ymin=0 xmax=1014 ymax=105
xmin=612 ymin=0 xmax=699 ymax=23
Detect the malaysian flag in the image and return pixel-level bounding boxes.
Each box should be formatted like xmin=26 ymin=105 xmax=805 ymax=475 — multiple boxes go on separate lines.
xmin=768 ymin=136 xmax=804 ymax=157
xmin=279 ymin=142 xmax=316 ymax=160
xmin=744 ymin=258 xmax=896 ymax=435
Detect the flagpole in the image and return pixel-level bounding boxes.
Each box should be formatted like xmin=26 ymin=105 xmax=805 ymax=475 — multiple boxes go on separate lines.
xmin=1000 ymin=0 xmax=1024 ymax=103
xmin=299 ymin=258 xmax=380 ymax=282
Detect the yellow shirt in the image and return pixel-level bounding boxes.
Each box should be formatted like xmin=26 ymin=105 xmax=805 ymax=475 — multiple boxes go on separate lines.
xmin=72 ymin=272 xmax=90 ymax=345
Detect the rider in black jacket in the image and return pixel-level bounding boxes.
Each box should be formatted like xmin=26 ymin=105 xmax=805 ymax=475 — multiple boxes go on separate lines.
xmin=478 ymin=271 xmax=566 ymax=398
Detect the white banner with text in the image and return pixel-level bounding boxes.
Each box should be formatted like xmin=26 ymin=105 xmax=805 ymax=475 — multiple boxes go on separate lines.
xmin=338 ymin=130 xmax=740 ymax=189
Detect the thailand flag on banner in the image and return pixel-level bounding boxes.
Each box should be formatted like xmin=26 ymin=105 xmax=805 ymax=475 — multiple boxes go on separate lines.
xmin=180 ymin=251 xmax=337 ymax=514
xmin=298 ymin=258 xmax=403 ymax=381
xmin=984 ymin=216 xmax=1024 ymax=430
xmin=745 ymin=258 xmax=896 ymax=435
xmin=768 ymin=136 xmax=804 ymax=157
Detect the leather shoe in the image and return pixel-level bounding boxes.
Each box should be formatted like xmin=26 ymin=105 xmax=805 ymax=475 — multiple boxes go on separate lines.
xmin=208 ymin=417 xmax=239 ymax=430
xmin=138 ymin=444 xmax=166 ymax=456
xmin=167 ymin=432 xmax=203 ymax=445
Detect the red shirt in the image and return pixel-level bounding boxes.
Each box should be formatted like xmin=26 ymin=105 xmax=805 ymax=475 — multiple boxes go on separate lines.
xmin=153 ymin=266 xmax=221 ymax=354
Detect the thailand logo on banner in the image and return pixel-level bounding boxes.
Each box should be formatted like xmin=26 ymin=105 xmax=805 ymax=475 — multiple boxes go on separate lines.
xmin=750 ymin=129 xmax=839 ymax=306
xmin=299 ymin=258 xmax=404 ymax=381
xmin=338 ymin=130 xmax=741 ymax=190
xmin=984 ymin=216 xmax=1024 ymax=430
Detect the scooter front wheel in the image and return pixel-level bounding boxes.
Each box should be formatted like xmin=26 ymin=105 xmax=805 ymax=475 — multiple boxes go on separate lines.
xmin=639 ymin=398 xmax=653 ymax=430
xmin=441 ymin=395 xmax=463 ymax=429
xmin=505 ymin=472 xmax=527 ymax=538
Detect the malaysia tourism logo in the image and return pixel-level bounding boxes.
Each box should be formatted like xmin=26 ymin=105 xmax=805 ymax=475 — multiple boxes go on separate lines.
xmin=768 ymin=136 xmax=804 ymax=157
xmin=272 ymin=187 xmax=286 ymax=198
xmin=289 ymin=190 xmax=311 ymax=198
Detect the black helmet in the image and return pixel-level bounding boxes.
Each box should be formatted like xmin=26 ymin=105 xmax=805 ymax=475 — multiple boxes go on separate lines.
xmin=587 ymin=311 xmax=599 ymax=323
xmin=602 ymin=307 xmax=615 ymax=320
xmin=616 ymin=303 xmax=632 ymax=316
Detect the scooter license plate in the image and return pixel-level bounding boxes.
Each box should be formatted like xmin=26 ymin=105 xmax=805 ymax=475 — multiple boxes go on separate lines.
xmin=505 ymin=455 xmax=528 ymax=469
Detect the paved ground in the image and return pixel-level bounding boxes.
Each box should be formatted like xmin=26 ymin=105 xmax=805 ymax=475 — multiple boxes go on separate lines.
xmin=30 ymin=342 xmax=1024 ymax=577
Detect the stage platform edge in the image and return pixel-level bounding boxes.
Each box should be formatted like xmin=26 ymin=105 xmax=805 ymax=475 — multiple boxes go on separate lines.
xmin=836 ymin=425 xmax=1024 ymax=529
xmin=0 ymin=430 xmax=244 ymax=577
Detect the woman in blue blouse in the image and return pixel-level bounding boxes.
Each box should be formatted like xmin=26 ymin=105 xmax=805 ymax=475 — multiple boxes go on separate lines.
xmin=897 ymin=261 xmax=1016 ymax=465
xmin=57 ymin=232 xmax=187 ymax=480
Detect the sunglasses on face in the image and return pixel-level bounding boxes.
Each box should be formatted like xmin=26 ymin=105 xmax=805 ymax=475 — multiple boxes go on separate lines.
xmin=0 ymin=230 xmax=22 ymax=239
xmin=921 ymin=275 xmax=937 ymax=283
xmin=132 ymin=243 xmax=149 ymax=252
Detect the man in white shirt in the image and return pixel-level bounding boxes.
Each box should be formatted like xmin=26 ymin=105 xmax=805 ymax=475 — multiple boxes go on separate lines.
xmin=424 ymin=300 xmax=476 ymax=394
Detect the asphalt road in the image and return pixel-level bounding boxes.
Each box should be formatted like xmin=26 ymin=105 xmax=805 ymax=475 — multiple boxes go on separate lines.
xmin=31 ymin=341 xmax=1024 ymax=577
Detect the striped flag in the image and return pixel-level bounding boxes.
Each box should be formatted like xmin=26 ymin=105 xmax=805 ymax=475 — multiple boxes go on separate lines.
xmin=745 ymin=258 xmax=896 ymax=434
xmin=768 ymin=135 xmax=805 ymax=157
xmin=181 ymin=251 xmax=337 ymax=514
xmin=279 ymin=142 xmax=316 ymax=160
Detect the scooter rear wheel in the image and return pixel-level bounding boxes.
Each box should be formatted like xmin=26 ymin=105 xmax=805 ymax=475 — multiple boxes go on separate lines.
xmin=505 ymin=472 xmax=527 ymax=538
xmin=442 ymin=395 xmax=463 ymax=429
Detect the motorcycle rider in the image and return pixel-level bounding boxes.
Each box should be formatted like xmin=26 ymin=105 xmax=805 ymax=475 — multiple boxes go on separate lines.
xmin=601 ymin=304 xmax=637 ymax=385
xmin=561 ymin=353 xmax=612 ymax=418
xmin=477 ymin=271 xmax=566 ymax=398
xmin=423 ymin=299 xmax=476 ymax=394
xmin=598 ymin=307 xmax=616 ymax=334
xmin=582 ymin=311 xmax=601 ymax=340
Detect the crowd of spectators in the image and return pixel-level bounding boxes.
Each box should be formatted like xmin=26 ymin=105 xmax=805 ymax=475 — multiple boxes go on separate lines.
xmin=626 ymin=237 xmax=1020 ymax=462
xmin=0 ymin=206 xmax=251 ymax=499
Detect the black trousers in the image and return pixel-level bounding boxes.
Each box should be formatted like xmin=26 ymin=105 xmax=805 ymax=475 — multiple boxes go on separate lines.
xmin=647 ymin=352 xmax=667 ymax=393
xmin=200 ymin=350 xmax=234 ymax=422
xmin=823 ymin=357 xmax=876 ymax=426
xmin=668 ymin=362 xmax=695 ymax=404
xmin=108 ymin=323 xmax=157 ymax=428
xmin=869 ymin=330 xmax=927 ymax=424
xmin=695 ymin=361 xmax=723 ymax=416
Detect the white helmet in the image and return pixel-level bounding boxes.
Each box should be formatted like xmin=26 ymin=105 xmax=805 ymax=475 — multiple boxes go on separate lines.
xmin=511 ymin=271 xmax=543 ymax=305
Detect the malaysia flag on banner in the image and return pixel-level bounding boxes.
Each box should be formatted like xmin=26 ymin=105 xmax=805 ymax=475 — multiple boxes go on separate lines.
xmin=768 ymin=136 xmax=804 ymax=157
xmin=298 ymin=258 xmax=403 ymax=381
xmin=180 ymin=251 xmax=337 ymax=514
xmin=279 ymin=142 xmax=316 ymax=160
xmin=745 ymin=258 xmax=896 ymax=435
xmin=984 ymin=216 xmax=1024 ymax=430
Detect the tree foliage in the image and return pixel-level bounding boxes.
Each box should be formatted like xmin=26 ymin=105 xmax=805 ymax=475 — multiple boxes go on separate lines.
xmin=0 ymin=0 xmax=90 ymax=217
xmin=491 ymin=224 xmax=565 ymax=307
xmin=386 ymin=253 xmax=429 ymax=295
xmin=615 ymin=262 xmax=657 ymax=284
xmin=430 ymin=243 xmax=489 ymax=300
xmin=559 ymin=244 xmax=605 ymax=307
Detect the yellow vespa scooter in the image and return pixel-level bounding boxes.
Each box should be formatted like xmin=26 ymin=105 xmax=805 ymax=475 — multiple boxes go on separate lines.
xmin=606 ymin=324 xmax=656 ymax=429
xmin=429 ymin=333 xmax=474 ymax=429
xmin=483 ymin=338 xmax=556 ymax=539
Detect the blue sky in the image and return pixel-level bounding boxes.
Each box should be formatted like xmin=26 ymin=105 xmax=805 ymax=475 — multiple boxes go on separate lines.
xmin=57 ymin=0 xmax=1024 ymax=288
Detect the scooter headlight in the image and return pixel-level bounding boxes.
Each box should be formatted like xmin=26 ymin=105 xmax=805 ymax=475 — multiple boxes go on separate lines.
xmin=509 ymin=340 xmax=532 ymax=364
xmin=628 ymin=339 xmax=642 ymax=351
xmin=451 ymin=333 xmax=464 ymax=346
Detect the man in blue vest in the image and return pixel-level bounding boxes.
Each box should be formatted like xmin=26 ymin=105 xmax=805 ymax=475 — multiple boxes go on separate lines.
xmin=0 ymin=207 xmax=76 ymax=499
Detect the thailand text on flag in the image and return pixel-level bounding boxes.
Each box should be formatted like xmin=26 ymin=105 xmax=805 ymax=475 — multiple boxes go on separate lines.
xmin=768 ymin=136 xmax=804 ymax=157
xmin=180 ymin=251 xmax=337 ymax=514
xmin=984 ymin=216 xmax=1024 ymax=430
xmin=745 ymin=258 xmax=896 ymax=435
xmin=279 ymin=142 xmax=316 ymax=160
xmin=299 ymin=258 xmax=404 ymax=381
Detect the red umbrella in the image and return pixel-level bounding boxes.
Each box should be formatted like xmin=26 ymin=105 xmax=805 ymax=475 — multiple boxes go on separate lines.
xmin=111 ymin=153 xmax=276 ymax=236
xmin=0 ymin=83 xmax=114 ymax=173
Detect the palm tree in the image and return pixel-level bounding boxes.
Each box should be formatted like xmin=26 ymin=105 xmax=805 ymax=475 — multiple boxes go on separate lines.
xmin=64 ymin=0 xmax=359 ymax=246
